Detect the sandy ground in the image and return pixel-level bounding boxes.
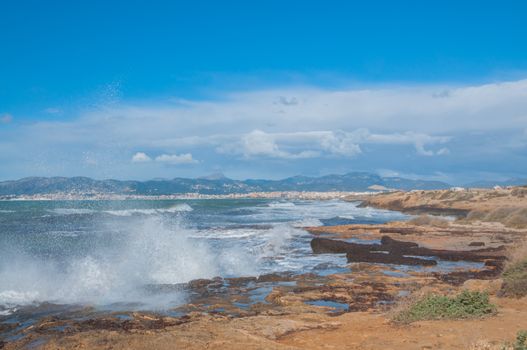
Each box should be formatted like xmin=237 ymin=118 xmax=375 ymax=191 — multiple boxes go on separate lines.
xmin=9 ymin=296 xmax=524 ymax=350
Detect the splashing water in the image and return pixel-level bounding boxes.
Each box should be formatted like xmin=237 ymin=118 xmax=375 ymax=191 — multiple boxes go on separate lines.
xmin=0 ymin=199 xmax=407 ymax=314
xmin=0 ymin=216 xmax=256 ymax=312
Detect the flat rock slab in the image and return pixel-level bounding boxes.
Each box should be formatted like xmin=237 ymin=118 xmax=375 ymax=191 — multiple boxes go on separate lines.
xmin=310 ymin=236 xmax=506 ymax=267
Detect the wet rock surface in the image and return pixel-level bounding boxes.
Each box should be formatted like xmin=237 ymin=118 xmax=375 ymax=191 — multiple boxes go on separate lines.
xmin=311 ymin=235 xmax=506 ymax=270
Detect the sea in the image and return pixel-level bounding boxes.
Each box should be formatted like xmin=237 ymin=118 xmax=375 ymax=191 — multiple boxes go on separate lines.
xmin=0 ymin=198 xmax=409 ymax=317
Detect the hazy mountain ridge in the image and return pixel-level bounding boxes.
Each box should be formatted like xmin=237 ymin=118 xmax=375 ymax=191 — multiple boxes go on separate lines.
xmin=0 ymin=172 xmax=454 ymax=196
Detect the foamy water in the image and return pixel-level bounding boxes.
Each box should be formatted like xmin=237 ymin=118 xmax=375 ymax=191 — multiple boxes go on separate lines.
xmin=0 ymin=199 xmax=406 ymax=314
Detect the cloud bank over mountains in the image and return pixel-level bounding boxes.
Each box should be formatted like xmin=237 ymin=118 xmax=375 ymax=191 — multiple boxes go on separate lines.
xmin=1 ymin=79 xmax=526 ymax=182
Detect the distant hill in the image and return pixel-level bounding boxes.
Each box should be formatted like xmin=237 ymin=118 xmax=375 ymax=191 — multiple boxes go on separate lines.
xmin=464 ymin=178 xmax=527 ymax=189
xmin=0 ymin=172 xmax=452 ymax=196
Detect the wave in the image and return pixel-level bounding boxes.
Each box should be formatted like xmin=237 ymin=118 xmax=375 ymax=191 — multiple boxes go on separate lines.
xmin=0 ymin=210 xmax=15 ymax=213
xmin=292 ymin=218 xmax=323 ymax=227
xmin=0 ymin=199 xmax=408 ymax=313
xmin=48 ymin=204 xmax=193 ymax=217
xmin=0 ymin=216 xmax=254 ymax=312
xmin=104 ymin=209 xmax=158 ymax=216
xmin=49 ymin=208 xmax=97 ymax=215
xmin=337 ymin=215 xmax=355 ymax=220
xmin=191 ymin=228 xmax=263 ymax=240
xmin=103 ymin=204 xmax=193 ymax=216
xmin=267 ymin=202 xmax=296 ymax=208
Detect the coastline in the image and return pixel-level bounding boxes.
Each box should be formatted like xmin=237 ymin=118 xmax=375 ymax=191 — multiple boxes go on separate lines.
xmin=2 ymin=187 xmax=527 ymax=349
xmin=0 ymin=191 xmax=374 ymax=202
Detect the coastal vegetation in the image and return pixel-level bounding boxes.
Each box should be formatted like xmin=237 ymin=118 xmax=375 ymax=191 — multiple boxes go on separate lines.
xmin=408 ymin=214 xmax=450 ymax=227
xmin=465 ymin=207 xmax=527 ymax=229
xmin=499 ymin=238 xmax=527 ymax=297
xmin=510 ymin=331 xmax=527 ymax=350
xmin=500 ymin=258 xmax=527 ymax=298
xmin=393 ymin=290 xmax=496 ymax=324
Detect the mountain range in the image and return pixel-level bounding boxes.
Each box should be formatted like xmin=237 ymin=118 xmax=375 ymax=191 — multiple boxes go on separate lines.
xmin=0 ymin=172 xmax=453 ymax=196
xmin=1 ymin=173 xmax=524 ymax=196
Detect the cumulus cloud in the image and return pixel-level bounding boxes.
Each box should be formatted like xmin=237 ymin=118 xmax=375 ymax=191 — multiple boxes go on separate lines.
xmin=366 ymin=131 xmax=450 ymax=156
xmin=131 ymin=152 xmax=152 ymax=163
xmin=232 ymin=130 xmax=319 ymax=159
xmin=1 ymin=78 xmax=526 ymax=179
xmin=155 ymin=153 xmax=198 ymax=164
xmin=218 ymin=129 xmax=448 ymax=159
xmin=0 ymin=114 xmax=13 ymax=124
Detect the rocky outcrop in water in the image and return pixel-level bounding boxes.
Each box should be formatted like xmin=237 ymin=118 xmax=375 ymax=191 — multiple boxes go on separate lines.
xmin=310 ymin=236 xmax=506 ymax=267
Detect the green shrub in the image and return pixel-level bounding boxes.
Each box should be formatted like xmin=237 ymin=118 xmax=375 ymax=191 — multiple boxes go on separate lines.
xmin=501 ymin=259 xmax=527 ymax=298
xmin=514 ymin=330 xmax=527 ymax=350
xmin=393 ymin=290 xmax=496 ymax=324
xmin=502 ymin=330 xmax=527 ymax=350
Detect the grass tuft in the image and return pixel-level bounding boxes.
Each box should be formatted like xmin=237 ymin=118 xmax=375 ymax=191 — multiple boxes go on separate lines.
xmin=408 ymin=214 xmax=450 ymax=228
xmin=393 ymin=290 xmax=496 ymax=324
xmin=464 ymin=207 xmax=527 ymax=229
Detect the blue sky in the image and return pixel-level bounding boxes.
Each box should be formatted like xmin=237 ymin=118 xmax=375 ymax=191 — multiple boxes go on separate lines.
xmin=1 ymin=1 xmax=527 ymax=183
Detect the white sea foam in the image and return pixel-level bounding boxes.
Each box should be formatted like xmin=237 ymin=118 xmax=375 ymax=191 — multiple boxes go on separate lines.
xmin=48 ymin=204 xmax=193 ymax=217
xmin=0 ymin=199 xmax=408 ymax=313
xmin=0 ymin=216 xmax=253 ymax=311
xmin=0 ymin=309 xmax=13 ymax=316
xmin=292 ymin=218 xmax=323 ymax=227
xmin=337 ymin=215 xmax=355 ymax=220
xmin=49 ymin=208 xmax=97 ymax=215
xmin=268 ymin=202 xmax=296 ymax=208
xmin=104 ymin=203 xmax=193 ymax=216
xmin=192 ymin=228 xmax=262 ymax=239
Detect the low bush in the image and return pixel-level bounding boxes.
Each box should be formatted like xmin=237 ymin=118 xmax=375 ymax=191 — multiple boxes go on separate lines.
xmin=500 ymin=258 xmax=527 ymax=298
xmin=513 ymin=330 xmax=527 ymax=350
xmin=393 ymin=290 xmax=496 ymax=324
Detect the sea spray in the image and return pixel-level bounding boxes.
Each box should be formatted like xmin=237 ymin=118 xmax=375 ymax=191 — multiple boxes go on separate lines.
xmin=0 ymin=215 xmax=255 ymax=312
xmin=0 ymin=198 xmax=408 ymax=315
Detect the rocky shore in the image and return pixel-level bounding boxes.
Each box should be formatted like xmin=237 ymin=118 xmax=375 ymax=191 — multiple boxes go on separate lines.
xmin=3 ymin=187 xmax=527 ymax=349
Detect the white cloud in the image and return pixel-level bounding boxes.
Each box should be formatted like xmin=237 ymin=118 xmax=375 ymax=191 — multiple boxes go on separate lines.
xmin=0 ymin=114 xmax=13 ymax=124
xmin=44 ymin=107 xmax=62 ymax=115
xmin=2 ymin=78 xmax=527 ymax=179
xmin=218 ymin=129 xmax=448 ymax=159
xmin=436 ymin=147 xmax=450 ymax=156
xmin=131 ymin=152 xmax=152 ymax=162
xmin=275 ymin=96 xmax=299 ymax=106
xmin=155 ymin=153 xmax=198 ymax=164
xmin=234 ymin=130 xmax=318 ymax=159
xmin=366 ymin=131 xmax=450 ymax=156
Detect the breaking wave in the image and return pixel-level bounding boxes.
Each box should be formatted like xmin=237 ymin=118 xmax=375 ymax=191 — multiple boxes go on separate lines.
xmin=48 ymin=203 xmax=193 ymax=217
xmin=49 ymin=208 xmax=97 ymax=215
xmin=104 ymin=204 xmax=193 ymax=216
xmin=268 ymin=201 xmax=296 ymax=208
xmin=0 ymin=216 xmax=253 ymax=313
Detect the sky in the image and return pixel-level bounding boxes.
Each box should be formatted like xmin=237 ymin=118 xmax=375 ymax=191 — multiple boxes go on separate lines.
xmin=1 ymin=0 xmax=527 ymax=184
